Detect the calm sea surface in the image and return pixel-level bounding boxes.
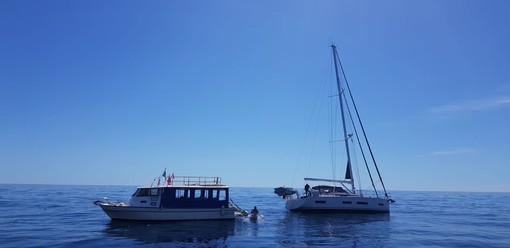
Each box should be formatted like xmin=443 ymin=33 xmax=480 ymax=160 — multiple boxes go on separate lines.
xmin=0 ymin=184 xmax=509 ymax=247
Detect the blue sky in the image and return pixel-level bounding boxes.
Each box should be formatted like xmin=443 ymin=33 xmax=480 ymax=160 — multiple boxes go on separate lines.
xmin=1 ymin=0 xmax=509 ymax=192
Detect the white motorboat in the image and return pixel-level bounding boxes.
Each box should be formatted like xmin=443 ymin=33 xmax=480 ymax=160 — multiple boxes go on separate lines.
xmin=274 ymin=45 xmax=394 ymax=213
xmin=94 ymin=173 xmax=243 ymax=221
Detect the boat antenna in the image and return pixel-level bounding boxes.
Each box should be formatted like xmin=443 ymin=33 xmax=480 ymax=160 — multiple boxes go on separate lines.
xmin=331 ymin=44 xmax=354 ymax=193
xmin=333 ymin=45 xmax=390 ymax=199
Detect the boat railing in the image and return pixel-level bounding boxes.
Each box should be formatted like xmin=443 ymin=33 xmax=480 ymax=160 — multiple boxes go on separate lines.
xmin=172 ymin=176 xmax=223 ymax=186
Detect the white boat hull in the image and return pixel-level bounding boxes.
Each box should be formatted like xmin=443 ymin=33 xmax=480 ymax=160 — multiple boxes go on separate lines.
xmin=285 ymin=195 xmax=390 ymax=213
xmin=97 ymin=203 xmax=237 ymax=221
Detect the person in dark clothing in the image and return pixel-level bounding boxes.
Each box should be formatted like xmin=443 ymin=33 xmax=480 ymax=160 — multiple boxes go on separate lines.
xmin=304 ymin=184 xmax=310 ymax=196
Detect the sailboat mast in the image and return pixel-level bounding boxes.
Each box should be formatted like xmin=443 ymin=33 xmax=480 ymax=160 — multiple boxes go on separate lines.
xmin=331 ymin=44 xmax=354 ymax=192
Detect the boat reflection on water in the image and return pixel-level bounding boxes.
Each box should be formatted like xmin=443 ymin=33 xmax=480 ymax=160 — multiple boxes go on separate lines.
xmin=278 ymin=212 xmax=390 ymax=247
xmin=103 ymin=219 xmax=235 ymax=244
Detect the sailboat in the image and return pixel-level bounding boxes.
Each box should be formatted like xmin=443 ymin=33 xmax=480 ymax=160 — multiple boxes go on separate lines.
xmin=274 ymin=44 xmax=394 ymax=213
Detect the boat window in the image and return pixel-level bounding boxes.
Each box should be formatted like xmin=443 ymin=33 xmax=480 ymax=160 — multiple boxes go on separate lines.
xmin=342 ymin=201 xmax=352 ymax=204
xmin=356 ymin=202 xmax=368 ymax=205
xmin=200 ymin=189 xmax=208 ymax=199
xmin=176 ymin=189 xmax=187 ymax=199
xmin=150 ymin=188 xmax=159 ymax=196
xmin=136 ymin=188 xmax=150 ymax=196
xmin=191 ymin=189 xmax=199 ymax=199
xmin=218 ymin=189 xmax=226 ymax=201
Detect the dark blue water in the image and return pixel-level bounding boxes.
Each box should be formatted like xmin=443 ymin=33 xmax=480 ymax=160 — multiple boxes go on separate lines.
xmin=0 ymin=184 xmax=509 ymax=247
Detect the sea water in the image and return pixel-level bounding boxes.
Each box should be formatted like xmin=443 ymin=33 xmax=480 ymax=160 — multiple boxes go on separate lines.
xmin=0 ymin=184 xmax=509 ymax=247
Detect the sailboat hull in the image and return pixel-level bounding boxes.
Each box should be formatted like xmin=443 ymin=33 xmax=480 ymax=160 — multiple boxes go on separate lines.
xmin=285 ymin=195 xmax=390 ymax=213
